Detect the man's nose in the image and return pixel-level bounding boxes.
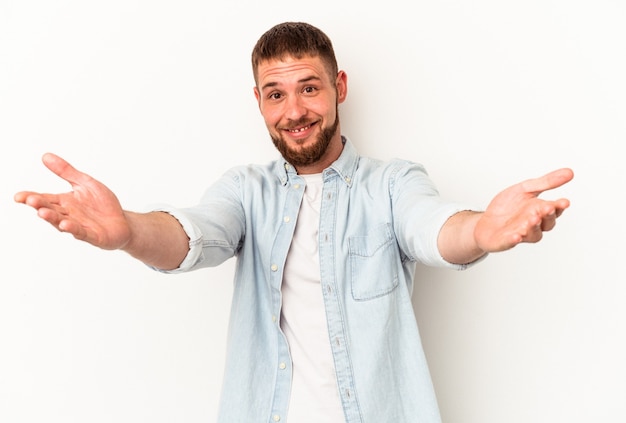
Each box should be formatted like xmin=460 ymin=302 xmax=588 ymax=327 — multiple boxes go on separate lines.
xmin=284 ymin=94 xmax=307 ymax=120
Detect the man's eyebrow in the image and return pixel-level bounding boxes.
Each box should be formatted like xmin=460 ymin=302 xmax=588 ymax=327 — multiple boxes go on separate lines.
xmin=260 ymin=75 xmax=322 ymax=91
xmin=298 ymin=75 xmax=322 ymax=84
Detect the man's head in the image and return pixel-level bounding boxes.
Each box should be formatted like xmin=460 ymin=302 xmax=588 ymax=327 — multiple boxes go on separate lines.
xmin=251 ymin=22 xmax=338 ymax=86
xmin=252 ymin=22 xmax=347 ymax=174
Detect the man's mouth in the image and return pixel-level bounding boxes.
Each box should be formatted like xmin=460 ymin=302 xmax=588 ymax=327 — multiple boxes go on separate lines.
xmin=288 ymin=124 xmax=312 ymax=133
xmin=284 ymin=121 xmax=317 ymax=134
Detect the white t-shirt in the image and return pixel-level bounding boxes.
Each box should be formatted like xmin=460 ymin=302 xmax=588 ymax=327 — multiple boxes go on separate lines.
xmin=280 ymin=173 xmax=345 ymax=422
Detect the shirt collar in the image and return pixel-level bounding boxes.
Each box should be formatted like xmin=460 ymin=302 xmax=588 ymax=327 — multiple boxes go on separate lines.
xmin=326 ymin=136 xmax=357 ymax=187
xmin=274 ymin=136 xmax=358 ymax=188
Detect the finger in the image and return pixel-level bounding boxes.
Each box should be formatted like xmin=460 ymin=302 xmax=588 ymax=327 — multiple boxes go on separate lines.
xmin=540 ymin=212 xmax=557 ymax=231
xmin=14 ymin=191 xmax=36 ymax=204
xmin=57 ymin=218 xmax=87 ymax=240
xmin=42 ymin=153 xmax=91 ymax=187
xmin=37 ymin=206 xmax=64 ymax=227
xmin=520 ymin=217 xmax=544 ymax=243
xmin=16 ymin=192 xmax=62 ymax=210
xmin=520 ymin=168 xmax=574 ymax=196
xmin=15 ymin=191 xmax=48 ymax=207
xmin=553 ymin=198 xmax=571 ymax=218
xmin=538 ymin=198 xmax=571 ymax=219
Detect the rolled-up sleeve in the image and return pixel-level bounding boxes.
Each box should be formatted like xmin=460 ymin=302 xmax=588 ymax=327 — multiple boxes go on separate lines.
xmin=145 ymin=169 xmax=246 ymax=274
xmin=390 ymin=161 xmax=485 ymax=270
xmin=147 ymin=205 xmax=206 ymax=273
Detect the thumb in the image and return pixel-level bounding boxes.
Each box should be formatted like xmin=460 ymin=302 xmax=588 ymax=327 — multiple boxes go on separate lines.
xmin=520 ymin=167 xmax=574 ymax=196
xmin=42 ymin=153 xmax=91 ymax=187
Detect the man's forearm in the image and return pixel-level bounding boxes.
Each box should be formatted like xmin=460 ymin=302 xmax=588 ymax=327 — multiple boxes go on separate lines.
xmin=437 ymin=210 xmax=486 ymax=265
xmin=122 ymin=211 xmax=190 ymax=270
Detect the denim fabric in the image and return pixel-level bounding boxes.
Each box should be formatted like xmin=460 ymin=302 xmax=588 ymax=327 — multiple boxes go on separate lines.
xmin=155 ymin=138 xmax=476 ymax=423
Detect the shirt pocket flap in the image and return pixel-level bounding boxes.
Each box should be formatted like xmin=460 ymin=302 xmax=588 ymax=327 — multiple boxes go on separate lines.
xmin=349 ymin=223 xmax=400 ymax=301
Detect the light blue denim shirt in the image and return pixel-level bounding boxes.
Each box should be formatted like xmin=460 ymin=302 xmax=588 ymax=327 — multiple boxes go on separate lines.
xmin=156 ymin=138 xmax=478 ymax=423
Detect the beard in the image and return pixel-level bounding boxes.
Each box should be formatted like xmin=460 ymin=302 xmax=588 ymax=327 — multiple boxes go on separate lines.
xmin=270 ymin=107 xmax=340 ymax=168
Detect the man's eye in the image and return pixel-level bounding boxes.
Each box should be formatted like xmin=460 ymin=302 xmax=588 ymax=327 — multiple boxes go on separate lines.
xmin=303 ymin=86 xmax=316 ymax=94
xmin=269 ymin=93 xmax=282 ymax=100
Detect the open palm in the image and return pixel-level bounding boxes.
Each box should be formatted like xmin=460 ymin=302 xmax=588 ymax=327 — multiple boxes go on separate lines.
xmin=15 ymin=153 xmax=131 ymax=250
xmin=474 ymin=167 xmax=573 ymax=253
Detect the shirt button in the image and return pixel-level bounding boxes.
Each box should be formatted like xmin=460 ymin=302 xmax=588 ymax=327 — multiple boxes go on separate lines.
xmin=272 ymin=315 xmax=277 ymax=323
xmin=273 ymin=415 xmax=281 ymax=422
xmin=283 ymin=216 xmax=290 ymax=223
xmin=293 ymin=183 xmax=300 ymax=189
xmin=345 ymin=176 xmax=351 ymax=183
xmin=271 ymin=264 xmax=278 ymax=272
xmin=279 ymin=362 xmax=286 ymax=370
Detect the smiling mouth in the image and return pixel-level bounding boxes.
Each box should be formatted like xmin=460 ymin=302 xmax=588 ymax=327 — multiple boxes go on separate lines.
xmin=285 ymin=121 xmax=317 ymax=133
xmin=289 ymin=125 xmax=310 ymax=133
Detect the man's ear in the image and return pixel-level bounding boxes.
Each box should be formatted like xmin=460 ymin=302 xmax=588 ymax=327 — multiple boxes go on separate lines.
xmin=253 ymin=86 xmax=261 ymax=109
xmin=336 ymin=70 xmax=348 ymax=103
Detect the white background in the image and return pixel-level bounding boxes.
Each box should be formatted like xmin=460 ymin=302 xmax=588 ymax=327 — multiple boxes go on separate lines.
xmin=1 ymin=1 xmax=624 ymax=422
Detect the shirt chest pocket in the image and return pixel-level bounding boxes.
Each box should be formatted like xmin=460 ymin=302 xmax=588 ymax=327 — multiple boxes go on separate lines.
xmin=348 ymin=223 xmax=400 ymax=301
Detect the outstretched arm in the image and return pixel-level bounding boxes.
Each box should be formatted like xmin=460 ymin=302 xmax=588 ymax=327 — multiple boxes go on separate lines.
xmin=437 ymin=168 xmax=574 ymax=265
xmin=14 ymin=153 xmax=189 ymax=270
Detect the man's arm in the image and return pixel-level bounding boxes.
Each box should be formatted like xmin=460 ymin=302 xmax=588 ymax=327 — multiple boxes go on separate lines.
xmin=437 ymin=168 xmax=574 ymax=265
xmin=120 ymin=211 xmax=189 ymax=270
xmin=14 ymin=153 xmax=189 ymax=270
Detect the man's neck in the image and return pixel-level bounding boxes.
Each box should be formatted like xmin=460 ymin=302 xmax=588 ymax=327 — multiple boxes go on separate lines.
xmin=295 ymin=134 xmax=345 ymax=174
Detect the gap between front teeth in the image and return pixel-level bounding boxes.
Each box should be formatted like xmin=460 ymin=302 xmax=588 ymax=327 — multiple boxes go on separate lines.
xmin=290 ymin=125 xmax=310 ymax=132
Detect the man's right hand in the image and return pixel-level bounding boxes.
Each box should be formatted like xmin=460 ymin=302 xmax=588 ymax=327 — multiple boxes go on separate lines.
xmin=14 ymin=153 xmax=132 ymax=250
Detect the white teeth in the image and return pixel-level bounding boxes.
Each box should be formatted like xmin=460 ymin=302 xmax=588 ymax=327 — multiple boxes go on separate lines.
xmin=289 ymin=125 xmax=310 ymax=133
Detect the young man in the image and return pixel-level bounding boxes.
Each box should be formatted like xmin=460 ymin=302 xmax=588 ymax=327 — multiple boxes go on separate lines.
xmin=15 ymin=22 xmax=573 ymax=423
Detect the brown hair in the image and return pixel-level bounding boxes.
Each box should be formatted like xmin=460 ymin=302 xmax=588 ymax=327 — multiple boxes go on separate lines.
xmin=251 ymin=22 xmax=338 ymax=84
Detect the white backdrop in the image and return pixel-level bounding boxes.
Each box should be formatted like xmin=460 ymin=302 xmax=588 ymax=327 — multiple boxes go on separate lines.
xmin=1 ymin=1 xmax=624 ymax=422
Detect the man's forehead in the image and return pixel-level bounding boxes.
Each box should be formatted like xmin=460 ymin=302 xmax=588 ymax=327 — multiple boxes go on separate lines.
xmin=256 ymin=55 xmax=329 ymax=86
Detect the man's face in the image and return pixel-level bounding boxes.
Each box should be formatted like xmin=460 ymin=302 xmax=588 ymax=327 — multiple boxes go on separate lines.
xmin=254 ymin=55 xmax=347 ymax=171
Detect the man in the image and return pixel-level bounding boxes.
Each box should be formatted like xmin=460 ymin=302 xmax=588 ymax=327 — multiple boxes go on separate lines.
xmin=15 ymin=22 xmax=573 ymax=423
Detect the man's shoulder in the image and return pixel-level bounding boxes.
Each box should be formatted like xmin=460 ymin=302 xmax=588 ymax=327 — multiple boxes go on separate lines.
xmin=356 ymin=155 xmax=427 ymax=177
xmin=212 ymin=159 xmax=289 ymax=193
xmin=222 ymin=159 xmax=281 ymax=177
